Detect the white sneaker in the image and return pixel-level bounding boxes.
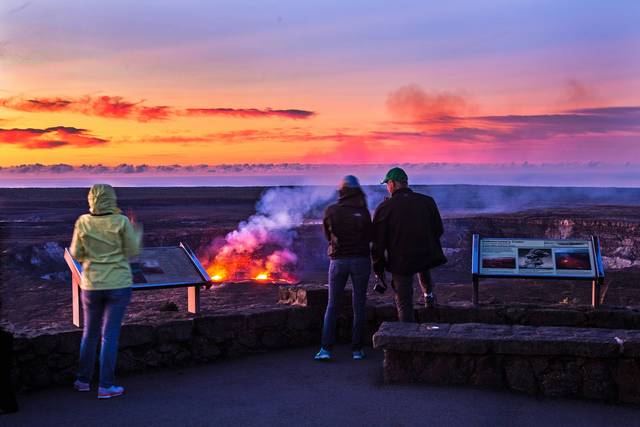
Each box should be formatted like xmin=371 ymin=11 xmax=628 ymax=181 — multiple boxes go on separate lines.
xmin=98 ymin=385 xmax=125 ymax=399
xmin=352 ymin=350 xmax=365 ymax=360
xmin=74 ymin=380 xmax=90 ymax=392
xmin=314 ymin=348 xmax=332 ymax=361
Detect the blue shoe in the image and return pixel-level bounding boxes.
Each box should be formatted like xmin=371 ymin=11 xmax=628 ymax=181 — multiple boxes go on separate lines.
xmin=352 ymin=350 xmax=365 ymax=360
xmin=314 ymin=348 xmax=331 ymax=361
xmin=98 ymin=385 xmax=125 ymax=399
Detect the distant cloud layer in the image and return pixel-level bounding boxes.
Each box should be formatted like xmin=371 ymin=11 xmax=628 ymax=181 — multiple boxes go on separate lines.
xmin=0 ymin=126 xmax=107 ymax=149
xmin=0 ymin=95 xmax=316 ymax=122
xmin=3 ymin=162 xmax=640 ymax=187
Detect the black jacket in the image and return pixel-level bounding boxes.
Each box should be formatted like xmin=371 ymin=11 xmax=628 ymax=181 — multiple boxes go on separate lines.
xmin=372 ymin=187 xmax=446 ymax=275
xmin=323 ymin=188 xmax=372 ymax=259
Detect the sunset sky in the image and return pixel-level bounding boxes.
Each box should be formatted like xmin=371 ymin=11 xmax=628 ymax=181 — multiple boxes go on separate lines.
xmin=0 ymin=0 xmax=639 ymax=184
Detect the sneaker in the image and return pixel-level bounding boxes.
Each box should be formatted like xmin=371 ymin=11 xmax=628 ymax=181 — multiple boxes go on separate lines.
xmin=352 ymin=350 xmax=365 ymax=360
xmin=73 ymin=380 xmax=90 ymax=392
xmin=424 ymin=293 xmax=437 ymax=308
xmin=98 ymin=385 xmax=125 ymax=399
xmin=314 ymin=348 xmax=331 ymax=361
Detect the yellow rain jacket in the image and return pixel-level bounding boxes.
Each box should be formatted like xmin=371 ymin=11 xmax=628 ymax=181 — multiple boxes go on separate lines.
xmin=70 ymin=184 xmax=142 ymax=290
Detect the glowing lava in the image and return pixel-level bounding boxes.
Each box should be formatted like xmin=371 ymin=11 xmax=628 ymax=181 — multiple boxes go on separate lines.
xmin=203 ymin=250 xmax=298 ymax=284
xmin=198 ymin=186 xmax=332 ymax=285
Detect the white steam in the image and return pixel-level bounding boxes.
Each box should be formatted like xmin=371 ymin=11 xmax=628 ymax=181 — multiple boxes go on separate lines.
xmin=204 ymin=186 xmax=336 ymax=280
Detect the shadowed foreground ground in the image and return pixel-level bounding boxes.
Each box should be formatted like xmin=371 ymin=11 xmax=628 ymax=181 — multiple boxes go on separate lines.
xmin=5 ymin=346 xmax=639 ymax=427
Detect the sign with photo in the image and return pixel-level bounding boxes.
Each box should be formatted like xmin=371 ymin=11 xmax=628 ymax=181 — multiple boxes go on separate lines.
xmin=478 ymin=238 xmax=596 ymax=278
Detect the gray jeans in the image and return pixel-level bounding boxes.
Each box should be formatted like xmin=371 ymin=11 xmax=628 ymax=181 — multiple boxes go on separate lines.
xmin=392 ymin=271 xmax=433 ymax=322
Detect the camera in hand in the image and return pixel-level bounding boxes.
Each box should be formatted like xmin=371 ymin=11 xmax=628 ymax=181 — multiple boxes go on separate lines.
xmin=373 ymin=275 xmax=387 ymax=294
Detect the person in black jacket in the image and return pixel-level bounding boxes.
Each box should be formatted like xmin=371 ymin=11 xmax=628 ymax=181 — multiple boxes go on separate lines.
xmin=315 ymin=175 xmax=372 ymax=361
xmin=372 ymin=167 xmax=446 ymax=322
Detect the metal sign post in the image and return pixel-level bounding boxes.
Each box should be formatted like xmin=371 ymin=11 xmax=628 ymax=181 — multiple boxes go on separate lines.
xmin=471 ymin=235 xmax=605 ymax=309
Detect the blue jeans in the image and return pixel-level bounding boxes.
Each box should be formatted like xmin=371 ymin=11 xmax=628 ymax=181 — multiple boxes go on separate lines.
xmin=321 ymin=257 xmax=371 ymax=351
xmin=77 ymin=287 xmax=131 ymax=388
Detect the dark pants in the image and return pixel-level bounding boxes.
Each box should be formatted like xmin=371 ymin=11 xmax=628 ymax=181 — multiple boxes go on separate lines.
xmin=77 ymin=287 xmax=131 ymax=388
xmin=0 ymin=328 xmax=18 ymax=413
xmin=392 ymin=270 xmax=433 ymax=322
xmin=321 ymin=257 xmax=371 ymax=351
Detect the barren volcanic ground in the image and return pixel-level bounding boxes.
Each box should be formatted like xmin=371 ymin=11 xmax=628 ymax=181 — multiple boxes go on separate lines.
xmin=2 ymin=185 xmax=640 ymax=334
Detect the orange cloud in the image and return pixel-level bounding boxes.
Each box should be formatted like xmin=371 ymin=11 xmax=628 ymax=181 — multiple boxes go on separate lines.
xmin=0 ymin=95 xmax=315 ymax=121
xmin=184 ymin=108 xmax=315 ymax=119
xmin=0 ymin=96 xmax=138 ymax=118
xmin=143 ymin=129 xmax=312 ymax=145
xmin=144 ymin=135 xmax=214 ymax=144
xmin=138 ymin=105 xmax=173 ymax=121
xmin=0 ymin=126 xmax=107 ymax=149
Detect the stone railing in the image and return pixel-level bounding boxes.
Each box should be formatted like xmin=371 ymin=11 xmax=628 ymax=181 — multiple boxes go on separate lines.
xmin=9 ymin=283 xmax=640 ymax=392
xmin=11 ymin=305 xmax=324 ymax=390
xmin=282 ymin=284 xmax=640 ymax=330
xmin=373 ymin=322 xmax=640 ymax=404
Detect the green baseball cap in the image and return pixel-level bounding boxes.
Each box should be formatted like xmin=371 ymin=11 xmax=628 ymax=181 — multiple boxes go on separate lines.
xmin=381 ymin=167 xmax=408 ymax=184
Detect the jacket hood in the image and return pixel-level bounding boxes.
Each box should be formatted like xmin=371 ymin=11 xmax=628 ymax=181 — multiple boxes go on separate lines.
xmin=338 ymin=187 xmax=367 ymax=208
xmin=88 ymin=184 xmax=121 ymax=215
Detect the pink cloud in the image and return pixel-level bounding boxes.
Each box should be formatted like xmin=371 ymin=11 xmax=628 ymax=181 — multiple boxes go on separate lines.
xmin=184 ymin=108 xmax=315 ymax=119
xmin=386 ymin=84 xmax=471 ymax=121
xmin=0 ymin=126 xmax=107 ymax=149
xmin=0 ymin=95 xmax=316 ymax=122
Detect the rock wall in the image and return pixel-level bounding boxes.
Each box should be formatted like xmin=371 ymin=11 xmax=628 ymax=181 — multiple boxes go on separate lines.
xmin=9 ymin=284 xmax=640 ymax=393
xmin=382 ymin=351 xmax=640 ymax=403
xmin=11 ymin=305 xmax=324 ymax=391
xmin=375 ymin=322 xmax=640 ymax=404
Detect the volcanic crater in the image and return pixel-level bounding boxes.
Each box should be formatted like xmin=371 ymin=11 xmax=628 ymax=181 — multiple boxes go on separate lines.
xmin=2 ymin=185 xmax=640 ymax=334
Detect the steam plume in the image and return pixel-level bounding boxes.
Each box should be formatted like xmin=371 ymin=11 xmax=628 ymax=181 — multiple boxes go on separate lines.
xmin=201 ymin=186 xmax=335 ymax=282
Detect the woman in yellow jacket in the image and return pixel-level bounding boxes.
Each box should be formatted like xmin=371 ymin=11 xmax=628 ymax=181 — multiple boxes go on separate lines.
xmin=70 ymin=184 xmax=142 ymax=399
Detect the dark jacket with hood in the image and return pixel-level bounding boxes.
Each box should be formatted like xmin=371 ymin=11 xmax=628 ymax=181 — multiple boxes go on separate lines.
xmin=323 ymin=187 xmax=372 ymax=259
xmin=372 ymin=187 xmax=446 ymax=275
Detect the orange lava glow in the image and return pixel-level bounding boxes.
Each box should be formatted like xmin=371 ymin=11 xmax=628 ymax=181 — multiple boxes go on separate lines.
xmin=254 ymin=273 xmax=269 ymax=281
xmin=204 ymin=255 xmax=297 ymax=285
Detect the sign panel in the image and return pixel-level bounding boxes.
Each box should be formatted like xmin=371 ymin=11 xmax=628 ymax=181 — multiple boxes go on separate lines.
xmin=478 ymin=238 xmax=596 ymax=278
xmin=68 ymin=244 xmax=209 ymax=289
xmin=65 ymin=243 xmax=210 ymax=327
xmin=129 ymin=246 xmax=204 ymax=286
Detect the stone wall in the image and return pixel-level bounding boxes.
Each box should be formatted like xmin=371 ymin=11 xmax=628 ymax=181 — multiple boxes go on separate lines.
xmin=9 ymin=283 xmax=640 ymax=392
xmin=283 ymin=284 xmax=640 ymax=330
xmin=374 ymin=322 xmax=640 ymax=404
xmin=11 ymin=305 xmax=325 ymax=391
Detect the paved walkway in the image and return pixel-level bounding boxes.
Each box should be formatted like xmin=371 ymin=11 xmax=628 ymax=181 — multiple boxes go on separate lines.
xmin=4 ymin=346 xmax=639 ymax=427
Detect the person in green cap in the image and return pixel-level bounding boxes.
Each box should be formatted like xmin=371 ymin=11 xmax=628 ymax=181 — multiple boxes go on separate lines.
xmin=372 ymin=167 xmax=446 ymax=321
xmin=70 ymin=184 xmax=142 ymax=399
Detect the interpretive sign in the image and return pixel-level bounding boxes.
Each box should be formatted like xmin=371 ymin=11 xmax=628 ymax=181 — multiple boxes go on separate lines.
xmin=64 ymin=243 xmax=211 ymax=327
xmin=479 ymin=238 xmax=596 ymax=278
xmin=471 ymin=235 xmax=605 ymax=308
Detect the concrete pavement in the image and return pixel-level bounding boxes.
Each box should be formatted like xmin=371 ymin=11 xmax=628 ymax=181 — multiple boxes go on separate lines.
xmin=4 ymin=346 xmax=639 ymax=427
